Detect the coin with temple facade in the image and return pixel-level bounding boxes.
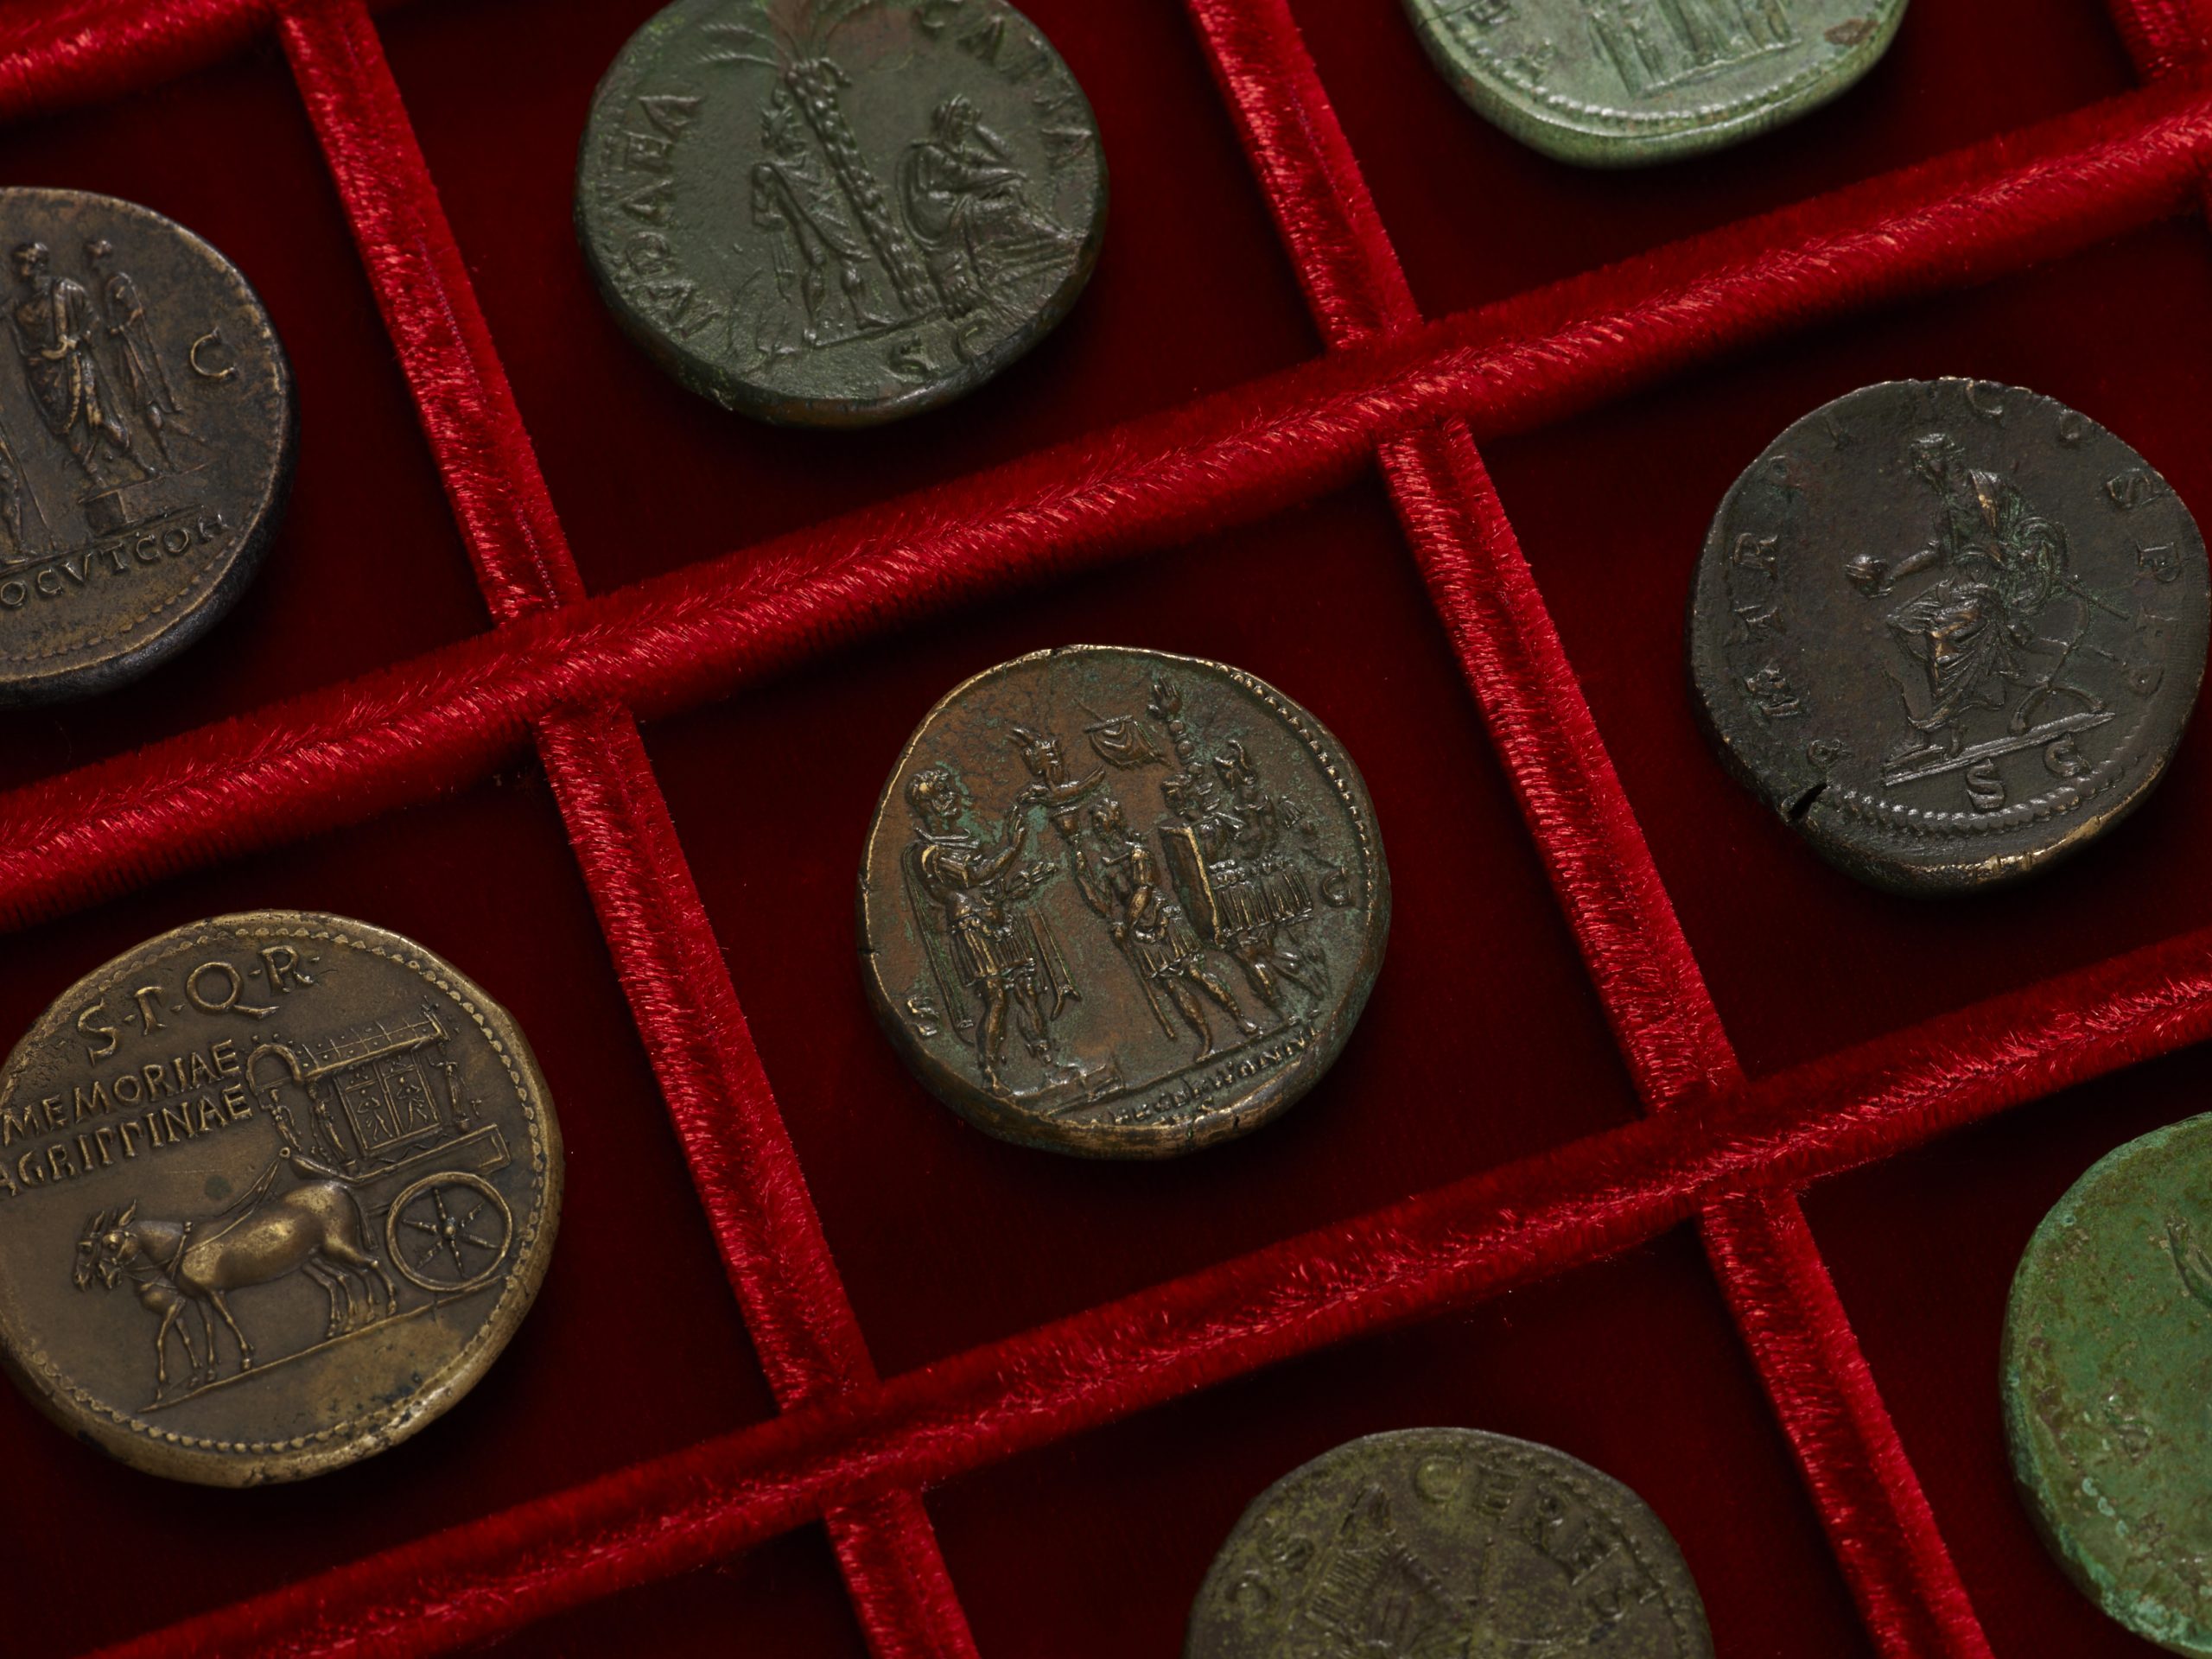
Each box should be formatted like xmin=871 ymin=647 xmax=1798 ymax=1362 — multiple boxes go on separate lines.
xmin=0 ymin=912 xmax=562 ymax=1484
xmin=1687 ymin=378 xmax=2209 ymax=893
xmin=576 ymin=0 xmax=1107 ymax=426
xmin=1185 ymin=1427 xmax=1714 ymax=1657
xmin=858 ymin=645 xmax=1388 ymax=1157
xmin=0 ymin=189 xmax=294 ymax=704
xmin=1402 ymin=0 xmax=1907 ymax=167
xmin=2004 ymin=1113 xmax=2212 ymax=1655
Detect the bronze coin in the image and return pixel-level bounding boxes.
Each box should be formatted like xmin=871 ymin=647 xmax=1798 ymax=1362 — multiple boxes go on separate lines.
xmin=858 ymin=645 xmax=1389 ymax=1157
xmin=0 ymin=913 xmax=562 ymax=1484
xmin=1687 ymin=378 xmax=2209 ymax=892
xmin=1185 ymin=1427 xmax=1714 ymax=1656
xmin=0 ymin=188 xmax=295 ymax=705
xmin=576 ymin=0 xmax=1107 ymax=427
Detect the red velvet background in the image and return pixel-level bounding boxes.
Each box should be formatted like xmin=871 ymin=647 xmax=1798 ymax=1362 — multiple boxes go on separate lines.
xmin=0 ymin=0 xmax=2206 ymax=1653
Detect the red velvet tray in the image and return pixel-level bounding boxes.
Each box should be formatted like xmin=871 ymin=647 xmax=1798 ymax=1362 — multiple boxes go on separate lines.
xmin=3 ymin=0 xmax=2209 ymax=1653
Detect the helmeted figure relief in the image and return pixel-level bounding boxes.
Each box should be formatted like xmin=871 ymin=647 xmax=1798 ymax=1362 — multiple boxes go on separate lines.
xmin=899 ymin=760 xmax=1084 ymax=1098
xmin=1846 ymin=431 xmax=2118 ymax=775
xmin=900 ymin=94 xmax=1077 ymax=321
xmin=1077 ymin=792 xmax=1261 ymax=1062
xmin=9 ymin=240 xmax=149 ymax=492
xmin=1160 ymin=760 xmax=1327 ymax=1014
xmin=749 ymin=88 xmax=894 ymax=347
xmin=86 ymin=237 xmax=183 ymax=470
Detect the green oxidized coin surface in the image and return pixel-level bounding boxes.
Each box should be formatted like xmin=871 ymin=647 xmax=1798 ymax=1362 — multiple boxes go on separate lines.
xmin=2004 ymin=1113 xmax=2212 ymax=1654
xmin=1402 ymin=0 xmax=1908 ymax=167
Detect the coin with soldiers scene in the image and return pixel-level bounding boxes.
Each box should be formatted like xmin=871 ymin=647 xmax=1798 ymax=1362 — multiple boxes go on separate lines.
xmin=857 ymin=646 xmax=1389 ymax=1157
xmin=1402 ymin=0 xmax=1907 ymax=167
xmin=577 ymin=0 xmax=1107 ymax=426
xmin=0 ymin=190 xmax=294 ymax=704
xmin=2003 ymin=1113 xmax=2212 ymax=1655
xmin=0 ymin=913 xmax=562 ymax=1485
xmin=1687 ymin=378 xmax=2209 ymax=893
xmin=1185 ymin=1428 xmax=1714 ymax=1658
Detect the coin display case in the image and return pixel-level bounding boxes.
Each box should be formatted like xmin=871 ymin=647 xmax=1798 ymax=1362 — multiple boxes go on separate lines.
xmin=0 ymin=0 xmax=2205 ymax=1654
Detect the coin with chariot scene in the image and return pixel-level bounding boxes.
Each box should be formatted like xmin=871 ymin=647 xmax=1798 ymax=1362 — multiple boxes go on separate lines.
xmin=1688 ymin=378 xmax=2209 ymax=893
xmin=0 ymin=189 xmax=294 ymax=704
xmin=1185 ymin=1427 xmax=1713 ymax=1658
xmin=1402 ymin=0 xmax=1907 ymax=167
xmin=577 ymin=0 xmax=1107 ymax=426
xmin=0 ymin=913 xmax=562 ymax=1484
xmin=858 ymin=646 xmax=1388 ymax=1157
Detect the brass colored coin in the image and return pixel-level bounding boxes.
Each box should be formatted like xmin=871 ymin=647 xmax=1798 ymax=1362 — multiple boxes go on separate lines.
xmin=1402 ymin=0 xmax=1907 ymax=167
xmin=1185 ymin=1427 xmax=1714 ymax=1656
xmin=0 ymin=189 xmax=295 ymax=704
xmin=576 ymin=0 xmax=1107 ymax=426
xmin=1688 ymin=378 xmax=2209 ymax=893
xmin=0 ymin=913 xmax=562 ymax=1484
xmin=2004 ymin=1114 xmax=2212 ymax=1654
xmin=858 ymin=645 xmax=1389 ymax=1157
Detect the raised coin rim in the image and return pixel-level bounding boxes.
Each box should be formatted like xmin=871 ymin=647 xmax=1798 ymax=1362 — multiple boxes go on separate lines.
xmin=856 ymin=644 xmax=1389 ymax=1158
xmin=574 ymin=0 xmax=1109 ymax=428
xmin=0 ymin=911 xmax=563 ymax=1485
xmin=1685 ymin=377 xmax=2210 ymax=893
xmin=1182 ymin=1425 xmax=1715 ymax=1657
xmin=1399 ymin=0 xmax=1910 ymax=168
xmin=0 ymin=188 xmax=296 ymax=707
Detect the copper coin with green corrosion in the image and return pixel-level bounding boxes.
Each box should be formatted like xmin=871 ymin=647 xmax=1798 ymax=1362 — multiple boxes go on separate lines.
xmin=2004 ymin=1114 xmax=2212 ymax=1652
xmin=578 ymin=0 xmax=1107 ymax=426
xmin=1402 ymin=0 xmax=1908 ymax=167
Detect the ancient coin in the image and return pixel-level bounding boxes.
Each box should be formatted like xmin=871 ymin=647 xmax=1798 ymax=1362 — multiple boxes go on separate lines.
xmin=0 ymin=189 xmax=294 ymax=705
xmin=1687 ymin=378 xmax=2209 ymax=893
xmin=2003 ymin=1114 xmax=2212 ymax=1654
xmin=1402 ymin=0 xmax=1907 ymax=167
xmin=1185 ymin=1427 xmax=1714 ymax=1657
xmin=0 ymin=912 xmax=562 ymax=1485
xmin=857 ymin=645 xmax=1388 ymax=1157
xmin=576 ymin=0 xmax=1107 ymax=427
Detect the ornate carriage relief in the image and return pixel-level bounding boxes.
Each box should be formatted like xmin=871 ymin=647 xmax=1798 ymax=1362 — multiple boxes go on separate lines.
xmin=0 ymin=914 xmax=560 ymax=1484
xmin=578 ymin=0 xmax=1107 ymax=424
xmin=1690 ymin=378 xmax=2209 ymax=893
xmin=860 ymin=648 xmax=1389 ymax=1157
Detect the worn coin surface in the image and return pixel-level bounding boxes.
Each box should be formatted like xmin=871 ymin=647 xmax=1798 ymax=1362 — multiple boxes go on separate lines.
xmin=1185 ymin=1427 xmax=1714 ymax=1657
xmin=858 ymin=645 xmax=1388 ymax=1157
xmin=2003 ymin=1114 xmax=2212 ymax=1655
xmin=0 ymin=912 xmax=562 ymax=1484
xmin=577 ymin=0 xmax=1107 ymax=426
xmin=1687 ymin=378 xmax=2209 ymax=893
xmin=1402 ymin=0 xmax=1907 ymax=166
xmin=0 ymin=189 xmax=294 ymax=704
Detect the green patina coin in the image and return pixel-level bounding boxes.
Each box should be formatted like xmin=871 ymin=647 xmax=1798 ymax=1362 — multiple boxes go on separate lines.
xmin=577 ymin=0 xmax=1107 ymax=427
xmin=1402 ymin=0 xmax=1908 ymax=167
xmin=2004 ymin=1114 xmax=2212 ymax=1652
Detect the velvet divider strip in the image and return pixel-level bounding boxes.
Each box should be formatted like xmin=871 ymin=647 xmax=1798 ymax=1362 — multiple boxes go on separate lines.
xmin=274 ymin=3 xmax=974 ymax=1654
xmin=3 ymin=74 xmax=2209 ymax=942
xmin=95 ymin=895 xmax=2212 ymax=1659
xmin=1181 ymin=2 xmax=1989 ymax=1653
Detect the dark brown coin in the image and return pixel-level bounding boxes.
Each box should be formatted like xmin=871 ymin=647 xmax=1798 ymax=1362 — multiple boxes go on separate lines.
xmin=1688 ymin=378 xmax=2209 ymax=893
xmin=576 ymin=0 xmax=1107 ymax=426
xmin=1185 ymin=1428 xmax=1714 ymax=1657
xmin=0 ymin=913 xmax=561 ymax=1484
xmin=0 ymin=189 xmax=294 ymax=705
xmin=858 ymin=645 xmax=1388 ymax=1157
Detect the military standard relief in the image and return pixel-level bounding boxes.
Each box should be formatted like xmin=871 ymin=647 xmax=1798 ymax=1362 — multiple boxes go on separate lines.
xmin=1185 ymin=1428 xmax=1713 ymax=1657
xmin=0 ymin=914 xmax=562 ymax=1484
xmin=577 ymin=0 xmax=1106 ymax=426
xmin=857 ymin=646 xmax=1389 ymax=1157
xmin=1402 ymin=0 xmax=1907 ymax=165
xmin=0 ymin=190 xmax=293 ymax=702
xmin=1687 ymin=378 xmax=2209 ymax=893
